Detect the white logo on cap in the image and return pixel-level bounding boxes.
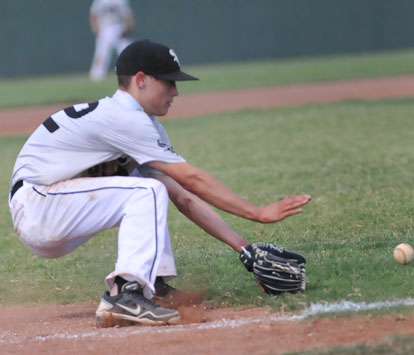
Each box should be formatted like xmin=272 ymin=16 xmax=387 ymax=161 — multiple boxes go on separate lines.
xmin=169 ymin=49 xmax=181 ymax=67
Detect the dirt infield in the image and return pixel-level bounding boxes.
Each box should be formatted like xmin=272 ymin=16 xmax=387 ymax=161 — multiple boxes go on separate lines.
xmin=2 ymin=75 xmax=414 ymax=354
xmin=2 ymin=302 xmax=414 ymax=355
xmin=2 ymin=75 xmax=414 ymax=136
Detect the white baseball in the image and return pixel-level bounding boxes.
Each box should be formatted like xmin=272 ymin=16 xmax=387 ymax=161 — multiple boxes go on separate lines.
xmin=393 ymin=243 xmax=414 ymax=265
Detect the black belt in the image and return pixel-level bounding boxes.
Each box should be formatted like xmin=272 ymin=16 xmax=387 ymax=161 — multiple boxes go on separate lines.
xmin=10 ymin=180 xmax=23 ymax=201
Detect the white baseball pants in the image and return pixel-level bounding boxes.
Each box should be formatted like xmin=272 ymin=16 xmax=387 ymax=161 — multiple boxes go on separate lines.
xmin=8 ymin=176 xmax=176 ymax=299
xmin=89 ymin=24 xmax=131 ymax=81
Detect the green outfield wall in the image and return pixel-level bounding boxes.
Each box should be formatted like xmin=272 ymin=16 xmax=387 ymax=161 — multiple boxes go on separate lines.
xmin=1 ymin=0 xmax=414 ymax=78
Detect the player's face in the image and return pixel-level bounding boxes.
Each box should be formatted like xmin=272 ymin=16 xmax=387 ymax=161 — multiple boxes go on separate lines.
xmin=142 ymin=76 xmax=178 ymax=116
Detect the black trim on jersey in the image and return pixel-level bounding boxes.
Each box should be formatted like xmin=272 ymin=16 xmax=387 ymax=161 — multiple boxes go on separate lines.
xmin=43 ymin=117 xmax=60 ymax=133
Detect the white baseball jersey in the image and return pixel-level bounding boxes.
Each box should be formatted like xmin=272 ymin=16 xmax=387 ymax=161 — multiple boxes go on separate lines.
xmin=11 ymin=89 xmax=185 ymax=187
xmin=9 ymin=90 xmax=184 ymax=298
xmin=90 ymin=0 xmax=132 ymax=28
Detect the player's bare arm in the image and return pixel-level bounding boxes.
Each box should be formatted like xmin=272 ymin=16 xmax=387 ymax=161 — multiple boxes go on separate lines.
xmin=149 ymin=161 xmax=311 ymax=223
xmin=123 ymin=12 xmax=134 ymax=35
xmin=149 ymin=173 xmax=249 ymax=252
xmin=89 ymin=13 xmax=99 ymax=35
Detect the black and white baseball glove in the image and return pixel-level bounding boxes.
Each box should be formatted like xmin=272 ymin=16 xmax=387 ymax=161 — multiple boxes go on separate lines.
xmin=80 ymin=156 xmax=134 ymax=177
xmin=239 ymin=242 xmax=307 ymax=295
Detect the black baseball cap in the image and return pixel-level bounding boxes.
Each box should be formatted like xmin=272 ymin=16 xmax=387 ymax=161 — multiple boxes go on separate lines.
xmin=115 ymin=39 xmax=198 ymax=81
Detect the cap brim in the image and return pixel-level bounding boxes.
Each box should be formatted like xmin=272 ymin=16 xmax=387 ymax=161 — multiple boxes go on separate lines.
xmin=153 ymin=70 xmax=199 ymax=81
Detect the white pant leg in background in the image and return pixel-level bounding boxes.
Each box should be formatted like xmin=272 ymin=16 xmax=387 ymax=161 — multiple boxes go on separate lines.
xmin=89 ymin=24 xmax=124 ymax=81
xmin=9 ymin=176 xmax=177 ymax=299
xmin=116 ymin=36 xmax=132 ymax=55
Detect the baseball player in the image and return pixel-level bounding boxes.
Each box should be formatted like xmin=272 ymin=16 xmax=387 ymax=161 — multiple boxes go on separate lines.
xmin=89 ymin=0 xmax=134 ymax=81
xmin=9 ymin=39 xmax=311 ymax=327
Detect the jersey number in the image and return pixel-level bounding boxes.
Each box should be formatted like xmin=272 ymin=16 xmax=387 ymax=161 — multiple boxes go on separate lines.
xmin=42 ymin=102 xmax=99 ymax=133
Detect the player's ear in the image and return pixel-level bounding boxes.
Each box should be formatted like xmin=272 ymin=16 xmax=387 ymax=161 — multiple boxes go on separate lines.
xmin=135 ymin=72 xmax=147 ymax=89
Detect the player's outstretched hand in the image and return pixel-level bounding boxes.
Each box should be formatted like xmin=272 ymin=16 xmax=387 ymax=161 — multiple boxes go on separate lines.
xmin=257 ymin=194 xmax=311 ymax=223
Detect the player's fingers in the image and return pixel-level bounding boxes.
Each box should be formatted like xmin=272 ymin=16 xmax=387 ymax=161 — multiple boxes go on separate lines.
xmin=280 ymin=208 xmax=303 ymax=219
xmin=282 ymin=195 xmax=311 ymax=209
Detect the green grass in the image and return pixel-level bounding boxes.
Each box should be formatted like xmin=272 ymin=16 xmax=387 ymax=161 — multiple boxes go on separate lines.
xmin=1 ymin=98 xmax=414 ymax=309
xmin=290 ymin=334 xmax=414 ymax=354
xmin=2 ymin=48 xmax=414 ymax=108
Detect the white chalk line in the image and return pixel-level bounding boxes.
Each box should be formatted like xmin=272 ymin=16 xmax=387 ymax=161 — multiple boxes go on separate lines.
xmin=2 ymin=298 xmax=414 ymax=345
